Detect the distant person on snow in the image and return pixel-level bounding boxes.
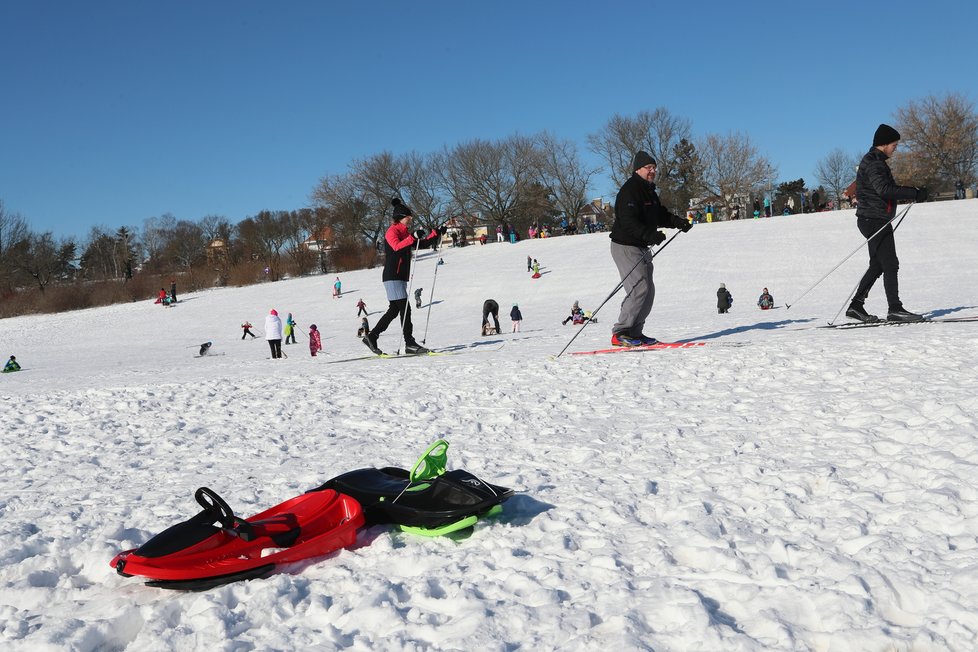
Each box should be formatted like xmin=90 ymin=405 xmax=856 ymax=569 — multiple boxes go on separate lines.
xmin=333 ymin=277 xmax=342 ymax=298
xmin=562 ymin=301 xmax=585 ymax=325
xmin=846 ymin=123 xmax=928 ymax=323
xmin=265 ymin=309 xmax=284 ymax=359
xmin=362 ymin=197 xmax=445 ymax=356
xmin=156 ymin=288 xmax=168 ymax=305
xmin=531 ymin=259 xmax=541 ymax=279
xmin=198 ymin=342 xmax=212 ymax=356
xmin=510 ymin=303 xmax=523 ymax=332
xmin=757 ymin=288 xmax=774 ymax=310
xmin=482 ymin=299 xmax=501 ymax=335
xmin=308 ymin=324 xmax=322 ymax=357
xmin=414 ymin=287 xmax=424 ymax=309
xmin=357 ymin=317 xmax=370 ymax=338
xmin=170 ymin=279 xmax=177 ymax=303
xmin=527 ymin=255 xmax=532 ymax=272
xmin=717 ymin=284 xmax=733 ymax=314
xmin=241 ymin=321 xmax=257 ymax=339
xmin=609 ymin=151 xmax=692 ymax=347
xmin=3 ymin=355 xmax=21 ymax=373
xmin=356 ymin=298 xmax=367 ymax=316
xmin=284 ymin=313 xmax=297 ymax=344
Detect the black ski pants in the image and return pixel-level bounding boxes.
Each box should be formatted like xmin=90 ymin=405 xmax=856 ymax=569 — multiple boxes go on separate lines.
xmin=853 ymin=218 xmax=901 ymax=310
xmin=267 ymin=339 xmax=282 ymax=359
xmin=372 ymin=298 xmax=415 ymax=344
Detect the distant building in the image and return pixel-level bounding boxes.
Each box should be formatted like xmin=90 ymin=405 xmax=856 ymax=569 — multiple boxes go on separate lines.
xmin=576 ymin=198 xmax=612 ymax=230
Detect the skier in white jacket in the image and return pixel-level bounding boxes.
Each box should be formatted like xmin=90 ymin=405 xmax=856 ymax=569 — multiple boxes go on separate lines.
xmin=265 ymin=309 xmax=284 ymax=359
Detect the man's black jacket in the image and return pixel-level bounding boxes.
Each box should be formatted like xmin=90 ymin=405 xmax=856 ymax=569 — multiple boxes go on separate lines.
xmin=611 ymin=174 xmax=684 ymax=247
xmin=855 ymin=148 xmax=917 ymax=221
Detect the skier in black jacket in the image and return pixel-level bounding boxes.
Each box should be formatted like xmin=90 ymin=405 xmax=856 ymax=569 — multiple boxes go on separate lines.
xmin=846 ymin=124 xmax=928 ymax=323
xmin=609 ymin=151 xmax=692 ymax=346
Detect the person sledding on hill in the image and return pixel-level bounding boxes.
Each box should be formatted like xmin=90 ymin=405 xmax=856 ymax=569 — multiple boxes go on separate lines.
xmin=155 ymin=288 xmax=171 ymax=306
xmin=3 ymin=355 xmax=21 ymax=373
xmin=362 ymin=197 xmax=445 ymax=356
xmin=308 ymin=324 xmax=322 ymax=357
xmin=757 ymin=288 xmax=774 ymax=310
xmin=562 ymin=301 xmax=586 ymax=325
xmin=717 ymin=283 xmax=732 ymax=314
xmin=846 ymin=123 xmax=928 ymax=323
xmin=241 ymin=321 xmax=257 ymax=339
xmin=198 ymin=342 xmax=212 ymax=356
xmin=609 ymin=151 xmax=693 ymax=347
xmin=482 ymin=299 xmax=501 ymax=336
xmin=531 ymin=259 xmax=541 ymax=279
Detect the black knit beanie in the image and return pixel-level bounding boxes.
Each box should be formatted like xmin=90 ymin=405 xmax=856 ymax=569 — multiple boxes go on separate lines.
xmin=391 ymin=196 xmax=413 ymax=221
xmin=873 ymin=124 xmax=901 ymax=147
xmin=632 ymin=151 xmax=656 ymax=171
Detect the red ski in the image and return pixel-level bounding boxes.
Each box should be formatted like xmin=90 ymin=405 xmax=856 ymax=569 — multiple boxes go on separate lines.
xmin=570 ymin=341 xmax=705 ymax=356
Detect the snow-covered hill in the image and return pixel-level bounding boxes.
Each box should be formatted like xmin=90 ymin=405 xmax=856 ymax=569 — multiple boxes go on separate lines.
xmin=2 ymin=200 xmax=977 ymax=650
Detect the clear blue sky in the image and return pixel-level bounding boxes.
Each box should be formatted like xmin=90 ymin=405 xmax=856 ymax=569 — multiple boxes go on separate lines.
xmin=2 ymin=0 xmax=974 ymax=240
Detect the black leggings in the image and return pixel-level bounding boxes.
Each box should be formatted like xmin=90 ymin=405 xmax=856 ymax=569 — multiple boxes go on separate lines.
xmin=267 ymin=339 xmax=282 ymax=358
xmin=372 ymin=299 xmax=414 ymax=344
xmin=853 ymin=219 xmax=901 ymax=310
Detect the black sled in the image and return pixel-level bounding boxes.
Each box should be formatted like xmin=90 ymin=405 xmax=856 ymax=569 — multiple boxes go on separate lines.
xmin=312 ymin=439 xmax=513 ymax=536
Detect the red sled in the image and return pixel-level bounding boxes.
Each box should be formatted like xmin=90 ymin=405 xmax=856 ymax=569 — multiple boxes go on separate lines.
xmin=570 ymin=341 xmax=705 ymax=356
xmin=110 ymin=487 xmax=363 ymax=590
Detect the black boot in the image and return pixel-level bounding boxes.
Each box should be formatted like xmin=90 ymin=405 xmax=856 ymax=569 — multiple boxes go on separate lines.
xmin=845 ymin=303 xmax=879 ymax=323
xmin=362 ymin=333 xmax=383 ymax=355
xmin=887 ymin=307 xmax=925 ymax=322
xmin=404 ymin=341 xmax=431 ymax=355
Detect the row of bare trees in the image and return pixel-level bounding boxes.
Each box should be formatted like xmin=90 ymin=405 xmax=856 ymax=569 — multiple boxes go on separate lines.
xmin=2 ymin=93 xmax=975 ymax=317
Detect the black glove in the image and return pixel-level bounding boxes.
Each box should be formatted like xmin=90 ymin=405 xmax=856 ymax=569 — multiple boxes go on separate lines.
xmin=915 ymin=187 xmax=928 ymax=202
xmin=671 ymin=214 xmax=692 ymax=232
xmin=414 ymin=229 xmax=426 ymax=240
xmin=438 ymin=224 xmax=448 ymax=235
xmin=649 ymin=230 xmax=666 ymax=246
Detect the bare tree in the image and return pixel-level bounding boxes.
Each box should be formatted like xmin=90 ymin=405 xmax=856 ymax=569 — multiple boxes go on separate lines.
xmin=0 ymin=200 xmax=30 ymax=291
xmin=698 ymin=132 xmax=778 ymax=218
xmin=401 ymin=151 xmax=452 ymax=233
xmin=587 ymin=108 xmax=692 ymax=206
xmin=815 ymin=148 xmax=860 ymax=209
xmin=9 ymin=231 xmax=76 ymax=293
xmin=310 ymin=173 xmax=373 ymax=244
xmin=894 ymin=92 xmax=978 ymax=191
xmin=237 ymin=211 xmax=290 ymax=281
xmin=537 ymin=132 xmax=598 ymax=228
xmin=350 ymin=152 xmax=411 ymax=246
xmin=439 ymin=135 xmax=541 ymax=228
xmin=167 ymin=220 xmax=208 ymax=287
xmin=140 ymin=213 xmax=177 ymax=270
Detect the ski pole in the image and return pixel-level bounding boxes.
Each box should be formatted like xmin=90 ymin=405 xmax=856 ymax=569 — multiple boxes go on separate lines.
xmin=421 ymin=261 xmax=440 ymax=345
xmin=826 ymin=203 xmax=915 ymax=324
xmin=555 ymin=231 xmax=681 ymax=358
xmin=785 ymin=202 xmax=914 ymax=310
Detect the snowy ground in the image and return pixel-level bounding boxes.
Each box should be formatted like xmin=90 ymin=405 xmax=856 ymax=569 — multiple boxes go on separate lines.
xmin=2 ymin=200 xmax=977 ymax=651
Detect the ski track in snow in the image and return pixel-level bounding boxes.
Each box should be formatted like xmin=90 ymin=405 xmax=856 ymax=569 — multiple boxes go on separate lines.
xmin=1 ymin=202 xmax=978 ymax=650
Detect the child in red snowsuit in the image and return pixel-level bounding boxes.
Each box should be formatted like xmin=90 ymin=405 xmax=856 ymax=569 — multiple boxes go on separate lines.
xmin=309 ymin=324 xmax=323 ymax=356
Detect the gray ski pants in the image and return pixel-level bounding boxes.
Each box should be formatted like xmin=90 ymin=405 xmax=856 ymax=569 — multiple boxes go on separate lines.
xmin=610 ymin=241 xmax=655 ymax=336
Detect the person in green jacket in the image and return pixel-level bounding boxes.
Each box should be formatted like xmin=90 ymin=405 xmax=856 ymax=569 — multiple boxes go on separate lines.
xmin=3 ymin=355 xmax=21 ymax=373
xmin=284 ymin=313 xmax=297 ymax=344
